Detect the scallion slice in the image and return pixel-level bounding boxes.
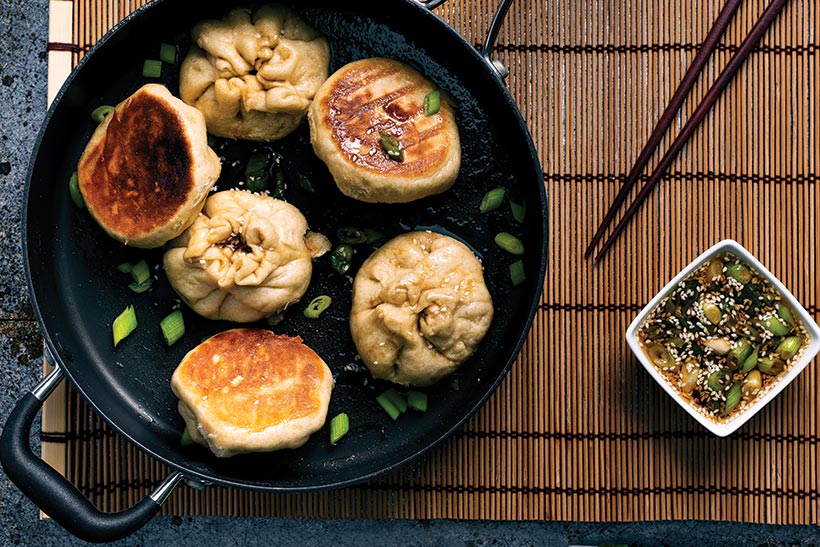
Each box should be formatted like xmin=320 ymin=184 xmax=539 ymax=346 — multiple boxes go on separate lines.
xmin=509 ymin=260 xmax=526 ymax=286
xmin=494 ymin=232 xmax=525 ymax=255
xmin=337 ymin=227 xmax=368 ymax=244
xmin=777 ymin=303 xmax=795 ymax=326
xmin=244 ymin=151 xmax=270 ymax=192
xmin=116 ymin=262 xmax=133 ymax=274
xmin=112 ymin=305 xmax=138 ymax=347
xmin=160 ymin=310 xmax=185 ymax=346
xmin=297 ymin=173 xmax=316 ymax=193
xmin=130 ymin=259 xmax=151 ymax=285
xmin=142 ymin=59 xmax=163 ymax=78
xmin=90 ymin=105 xmax=114 ymax=124
xmin=379 ymin=131 xmax=404 ymax=162
xmin=376 ymin=392 xmax=401 ymax=421
xmin=128 ymin=280 xmax=153 ymax=294
xmin=180 ymin=428 xmax=193 ymax=446
xmin=159 ymin=43 xmax=177 ymax=64
xmin=329 ymin=412 xmax=349 ymax=445
xmin=509 ymin=200 xmax=526 ymax=223
xmin=68 ymin=171 xmax=84 ymax=209
xmin=479 ymin=187 xmax=506 ymax=213
xmin=382 ymin=388 xmax=407 ymax=413
xmin=273 ymin=166 xmax=287 ymax=199
xmin=423 ymin=90 xmax=441 ymax=116
xmin=724 ymin=382 xmax=742 ymax=413
xmin=406 ymin=390 xmax=428 ymax=412
xmin=330 ymin=244 xmax=354 ymax=275
xmin=304 ymin=295 xmax=332 ymax=319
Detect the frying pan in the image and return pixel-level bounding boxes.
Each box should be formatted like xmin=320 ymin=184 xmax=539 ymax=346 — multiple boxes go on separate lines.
xmin=0 ymin=0 xmax=546 ymax=541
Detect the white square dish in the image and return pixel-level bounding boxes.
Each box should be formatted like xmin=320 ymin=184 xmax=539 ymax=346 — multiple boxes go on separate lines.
xmin=625 ymin=239 xmax=820 ymax=436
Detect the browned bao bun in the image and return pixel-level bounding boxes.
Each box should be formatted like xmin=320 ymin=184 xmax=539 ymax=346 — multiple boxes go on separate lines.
xmin=77 ymin=84 xmax=221 ymax=248
xmin=350 ymin=231 xmax=493 ymax=386
xmin=171 ymin=329 xmax=333 ymax=457
xmin=180 ymin=4 xmax=330 ymax=141
xmin=309 ymin=58 xmax=461 ymax=203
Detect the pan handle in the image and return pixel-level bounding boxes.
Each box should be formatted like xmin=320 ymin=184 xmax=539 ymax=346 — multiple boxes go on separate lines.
xmin=419 ymin=0 xmax=513 ymax=79
xmin=0 ymin=363 xmax=185 ymax=543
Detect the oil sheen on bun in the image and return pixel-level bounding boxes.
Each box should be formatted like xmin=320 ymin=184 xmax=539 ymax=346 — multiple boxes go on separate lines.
xmin=171 ymin=329 xmax=333 ymax=457
xmin=77 ymin=84 xmax=221 ymax=248
xmin=309 ymin=58 xmax=461 ymax=203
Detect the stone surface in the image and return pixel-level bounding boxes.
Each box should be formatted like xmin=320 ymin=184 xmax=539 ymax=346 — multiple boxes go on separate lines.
xmin=0 ymin=1 xmax=817 ymax=545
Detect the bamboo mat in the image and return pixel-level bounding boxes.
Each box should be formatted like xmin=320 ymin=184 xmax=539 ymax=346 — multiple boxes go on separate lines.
xmin=40 ymin=0 xmax=820 ymax=523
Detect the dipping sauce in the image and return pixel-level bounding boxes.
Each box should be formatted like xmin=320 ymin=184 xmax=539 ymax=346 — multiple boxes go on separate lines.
xmin=636 ymin=252 xmax=808 ymax=422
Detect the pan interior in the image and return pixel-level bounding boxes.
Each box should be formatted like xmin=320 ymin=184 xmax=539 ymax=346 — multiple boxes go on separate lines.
xmin=26 ymin=0 xmax=545 ymax=490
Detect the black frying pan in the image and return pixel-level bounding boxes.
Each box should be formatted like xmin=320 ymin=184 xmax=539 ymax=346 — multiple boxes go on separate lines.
xmin=0 ymin=0 xmax=546 ymax=542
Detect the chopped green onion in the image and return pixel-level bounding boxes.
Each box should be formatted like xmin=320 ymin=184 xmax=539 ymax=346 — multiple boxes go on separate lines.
xmin=160 ymin=309 xmax=185 ymax=346
xmin=724 ymin=382 xmax=742 ymax=414
xmin=775 ymin=336 xmax=802 ymax=360
xmin=758 ymin=357 xmax=785 ymax=376
xmin=337 ymin=227 xmax=368 ymax=244
xmin=130 ymin=259 xmax=151 ymax=285
xmin=116 ymin=262 xmax=133 ymax=274
xmin=244 ymin=151 xmax=270 ymax=192
xmin=494 ymin=232 xmax=525 ymax=255
xmin=330 ymin=244 xmax=353 ymax=274
xmin=329 ymin=412 xmax=349 ymax=445
xmin=382 ymin=388 xmax=407 ymax=413
xmin=479 ymin=187 xmax=506 ymax=213
xmin=304 ymin=295 xmax=332 ymax=318
xmin=112 ymin=305 xmax=138 ymax=347
xmin=68 ymin=171 xmax=84 ymax=209
xmin=128 ymin=280 xmax=153 ymax=294
xmin=726 ymin=263 xmax=752 ymax=284
xmin=701 ymin=301 xmax=722 ymax=324
xmin=739 ymin=349 xmax=759 ymax=373
xmin=297 ymin=173 xmax=316 ymax=193
xmin=509 ymin=260 xmax=526 ymax=286
xmin=379 ymin=131 xmax=404 ymax=162
xmin=777 ymin=303 xmax=795 ymax=326
xmin=706 ymin=370 xmax=727 ymax=392
xmin=180 ymin=428 xmax=193 ymax=446
xmin=376 ymin=392 xmax=401 ymax=421
xmin=728 ymin=340 xmax=752 ymax=367
xmin=273 ymin=166 xmax=287 ymax=199
xmin=90 ymin=105 xmax=114 ymax=123
xmin=406 ymin=390 xmax=428 ymax=412
xmin=761 ymin=316 xmax=790 ymax=336
xmin=423 ymin=90 xmax=441 ymax=116
xmin=142 ymin=59 xmax=163 ymax=78
xmin=159 ymin=43 xmax=177 ymax=64
xmin=509 ymin=200 xmax=526 ymax=223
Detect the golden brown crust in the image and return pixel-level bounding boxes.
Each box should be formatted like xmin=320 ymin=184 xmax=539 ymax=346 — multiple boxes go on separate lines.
xmin=309 ymin=58 xmax=460 ymax=203
xmin=171 ymin=329 xmax=333 ymax=457
xmin=78 ymin=84 xmax=220 ymax=248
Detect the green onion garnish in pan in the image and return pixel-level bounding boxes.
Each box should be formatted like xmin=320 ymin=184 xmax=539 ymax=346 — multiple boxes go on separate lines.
xmin=130 ymin=259 xmax=151 ymax=285
xmin=159 ymin=43 xmax=177 ymax=64
xmin=337 ymin=227 xmax=368 ymax=244
xmin=509 ymin=200 xmax=526 ymax=223
xmin=128 ymin=280 xmax=153 ymax=294
xmin=329 ymin=412 xmax=349 ymax=445
xmin=509 ymin=260 xmax=526 ymax=287
xmin=303 ymin=295 xmax=332 ymax=319
xmin=382 ymin=388 xmax=407 ymax=414
xmin=375 ymin=392 xmax=401 ymax=421
xmin=406 ymin=390 xmax=428 ymax=412
xmin=116 ymin=262 xmax=133 ymax=274
xmin=273 ymin=166 xmax=287 ymax=199
xmin=180 ymin=428 xmax=193 ymax=446
xmin=423 ymin=90 xmax=441 ymax=116
xmin=112 ymin=305 xmax=138 ymax=348
xmin=330 ymin=244 xmax=354 ymax=275
xmin=68 ymin=171 xmax=84 ymax=209
xmin=90 ymin=105 xmax=114 ymax=124
xmin=160 ymin=309 xmax=185 ymax=346
xmin=479 ymin=187 xmax=506 ymax=213
xmin=244 ymin=151 xmax=270 ymax=192
xmin=142 ymin=59 xmax=163 ymax=79
xmin=494 ymin=232 xmax=525 ymax=255
xmin=297 ymin=173 xmax=316 ymax=193
xmin=379 ymin=131 xmax=404 ymax=162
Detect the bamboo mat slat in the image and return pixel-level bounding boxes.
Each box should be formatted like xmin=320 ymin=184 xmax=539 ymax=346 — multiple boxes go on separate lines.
xmin=39 ymin=0 xmax=820 ymax=523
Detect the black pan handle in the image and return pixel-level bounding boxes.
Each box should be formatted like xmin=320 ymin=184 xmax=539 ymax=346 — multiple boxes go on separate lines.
xmin=0 ymin=362 xmax=185 ymax=543
xmin=420 ymin=0 xmax=514 ymax=79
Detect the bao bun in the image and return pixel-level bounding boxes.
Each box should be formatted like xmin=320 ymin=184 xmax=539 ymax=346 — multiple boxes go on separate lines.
xmin=171 ymin=329 xmax=333 ymax=457
xmin=77 ymin=84 xmax=220 ymax=248
xmin=309 ymin=58 xmax=461 ymax=203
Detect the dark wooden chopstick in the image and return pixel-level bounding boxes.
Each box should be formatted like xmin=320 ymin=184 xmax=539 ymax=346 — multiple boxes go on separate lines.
xmin=588 ymin=0 xmax=790 ymax=263
xmin=583 ymin=0 xmax=743 ymax=259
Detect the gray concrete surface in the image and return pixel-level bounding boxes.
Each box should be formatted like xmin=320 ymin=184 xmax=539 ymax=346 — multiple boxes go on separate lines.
xmin=0 ymin=0 xmax=818 ymax=545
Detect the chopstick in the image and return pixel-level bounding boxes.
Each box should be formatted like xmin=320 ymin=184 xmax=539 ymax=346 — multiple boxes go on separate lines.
xmin=587 ymin=0 xmax=790 ymax=262
xmin=583 ymin=0 xmax=742 ymax=259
